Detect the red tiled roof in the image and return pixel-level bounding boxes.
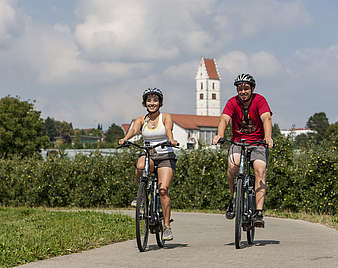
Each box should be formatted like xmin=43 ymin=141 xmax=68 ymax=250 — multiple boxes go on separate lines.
xmin=171 ymin=113 xmax=220 ymax=130
xmin=204 ymin=58 xmax=219 ymax=80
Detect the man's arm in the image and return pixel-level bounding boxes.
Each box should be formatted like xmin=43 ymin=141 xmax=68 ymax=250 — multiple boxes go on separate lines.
xmin=260 ymin=112 xmax=273 ymax=148
xmin=213 ymin=114 xmax=231 ymax=144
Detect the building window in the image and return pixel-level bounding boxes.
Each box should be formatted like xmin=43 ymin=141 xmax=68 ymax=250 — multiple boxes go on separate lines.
xmin=212 ymin=83 xmax=215 ymax=89
xmin=201 ymin=82 xmax=203 ymax=89
xmin=200 ymin=93 xmax=204 ymax=100
xmin=212 ymin=93 xmax=216 ymax=100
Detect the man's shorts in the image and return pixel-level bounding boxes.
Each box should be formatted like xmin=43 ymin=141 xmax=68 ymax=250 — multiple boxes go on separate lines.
xmin=141 ymin=152 xmax=177 ymax=170
xmin=228 ymin=144 xmax=269 ymax=165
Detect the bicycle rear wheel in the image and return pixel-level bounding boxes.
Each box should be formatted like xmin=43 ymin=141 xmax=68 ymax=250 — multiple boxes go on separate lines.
xmin=235 ymin=177 xmax=243 ymax=249
xmin=136 ymin=181 xmax=149 ymax=252
xmin=155 ymin=201 xmax=165 ymax=248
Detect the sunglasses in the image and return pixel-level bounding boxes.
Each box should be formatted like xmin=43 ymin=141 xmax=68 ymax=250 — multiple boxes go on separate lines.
xmin=237 ymin=86 xmax=251 ymax=91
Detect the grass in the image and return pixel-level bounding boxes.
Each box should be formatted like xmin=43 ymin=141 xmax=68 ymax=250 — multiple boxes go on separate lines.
xmin=172 ymin=208 xmax=338 ymax=230
xmin=0 ymin=207 xmax=135 ymax=268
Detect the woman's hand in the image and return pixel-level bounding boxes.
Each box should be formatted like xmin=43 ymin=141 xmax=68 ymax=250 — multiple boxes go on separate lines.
xmin=118 ymin=138 xmax=126 ymax=145
xmin=169 ymin=139 xmax=178 ymax=146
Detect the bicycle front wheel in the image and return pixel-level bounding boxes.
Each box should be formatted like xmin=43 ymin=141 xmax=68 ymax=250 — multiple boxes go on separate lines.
xmin=235 ymin=177 xmax=243 ymax=249
xmin=136 ymin=181 xmax=149 ymax=252
xmin=155 ymin=201 xmax=165 ymax=248
xmin=246 ymin=192 xmax=256 ymax=245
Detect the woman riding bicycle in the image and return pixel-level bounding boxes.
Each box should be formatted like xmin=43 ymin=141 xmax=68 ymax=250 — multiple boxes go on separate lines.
xmin=119 ymin=88 xmax=178 ymax=241
xmin=213 ymin=74 xmax=273 ymax=227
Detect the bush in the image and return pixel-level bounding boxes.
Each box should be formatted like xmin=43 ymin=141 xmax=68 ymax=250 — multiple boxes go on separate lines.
xmin=0 ymin=139 xmax=336 ymax=214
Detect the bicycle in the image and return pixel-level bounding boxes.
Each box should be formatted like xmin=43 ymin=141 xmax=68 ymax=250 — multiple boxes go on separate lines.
xmin=218 ymin=138 xmax=268 ymax=249
xmin=119 ymin=140 xmax=178 ymax=252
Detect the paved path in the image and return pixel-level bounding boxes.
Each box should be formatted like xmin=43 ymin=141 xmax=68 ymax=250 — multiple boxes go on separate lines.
xmin=17 ymin=211 xmax=337 ymax=268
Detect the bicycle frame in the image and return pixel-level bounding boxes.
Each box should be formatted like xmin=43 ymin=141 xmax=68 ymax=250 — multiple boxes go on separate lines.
xmin=119 ymin=140 xmax=176 ymax=251
xmin=219 ymin=138 xmax=267 ymax=248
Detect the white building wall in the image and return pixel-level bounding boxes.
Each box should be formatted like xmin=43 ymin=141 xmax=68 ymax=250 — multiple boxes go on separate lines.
xmin=195 ymin=58 xmax=221 ymax=116
xmin=172 ymin=123 xmax=199 ymax=149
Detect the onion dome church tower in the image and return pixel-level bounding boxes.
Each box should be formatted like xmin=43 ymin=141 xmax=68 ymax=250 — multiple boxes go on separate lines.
xmin=195 ymin=57 xmax=221 ymax=116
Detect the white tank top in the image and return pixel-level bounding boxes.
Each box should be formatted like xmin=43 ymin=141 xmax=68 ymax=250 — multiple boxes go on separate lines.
xmin=142 ymin=113 xmax=173 ymax=154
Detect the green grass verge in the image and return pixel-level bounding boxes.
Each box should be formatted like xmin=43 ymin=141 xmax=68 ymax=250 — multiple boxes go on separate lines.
xmin=0 ymin=207 xmax=135 ymax=268
xmin=172 ymin=208 xmax=338 ymax=230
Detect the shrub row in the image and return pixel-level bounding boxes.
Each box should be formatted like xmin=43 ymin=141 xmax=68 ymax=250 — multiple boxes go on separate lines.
xmin=0 ymin=137 xmax=336 ymax=214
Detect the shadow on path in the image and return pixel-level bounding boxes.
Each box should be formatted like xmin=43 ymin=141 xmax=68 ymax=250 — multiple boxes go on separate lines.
xmin=147 ymin=243 xmax=189 ymax=251
xmin=225 ymin=240 xmax=280 ymax=249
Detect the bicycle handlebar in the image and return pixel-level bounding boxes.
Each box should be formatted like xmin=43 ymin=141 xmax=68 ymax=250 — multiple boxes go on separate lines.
xmin=217 ymin=138 xmax=267 ymax=147
xmin=118 ymin=140 xmax=180 ymax=150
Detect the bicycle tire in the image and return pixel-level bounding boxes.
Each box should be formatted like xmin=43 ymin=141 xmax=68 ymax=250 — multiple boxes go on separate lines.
xmin=155 ymin=200 xmax=165 ymax=248
xmin=136 ymin=181 xmax=149 ymax=252
xmin=235 ymin=177 xmax=243 ymax=249
xmin=246 ymin=192 xmax=255 ymax=245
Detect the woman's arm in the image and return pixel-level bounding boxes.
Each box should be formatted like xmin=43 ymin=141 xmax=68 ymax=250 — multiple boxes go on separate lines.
xmin=163 ymin=113 xmax=178 ymax=146
xmin=118 ymin=116 xmax=143 ymax=145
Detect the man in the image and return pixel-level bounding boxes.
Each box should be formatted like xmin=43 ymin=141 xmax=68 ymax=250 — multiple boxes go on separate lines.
xmin=213 ymin=74 xmax=273 ymax=227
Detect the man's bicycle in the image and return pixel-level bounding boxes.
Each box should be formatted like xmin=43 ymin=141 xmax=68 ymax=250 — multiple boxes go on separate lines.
xmin=218 ymin=138 xmax=268 ymax=249
xmin=119 ymin=140 xmax=177 ymax=252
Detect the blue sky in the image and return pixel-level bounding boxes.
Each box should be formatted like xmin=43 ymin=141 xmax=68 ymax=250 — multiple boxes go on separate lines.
xmin=1 ymin=0 xmax=337 ymax=130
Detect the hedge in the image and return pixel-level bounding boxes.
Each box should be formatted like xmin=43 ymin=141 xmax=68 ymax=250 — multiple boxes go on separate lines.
xmin=0 ymin=137 xmax=336 ymax=214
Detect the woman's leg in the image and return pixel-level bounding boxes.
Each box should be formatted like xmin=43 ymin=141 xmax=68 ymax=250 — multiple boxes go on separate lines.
xmin=157 ymin=166 xmax=174 ymax=227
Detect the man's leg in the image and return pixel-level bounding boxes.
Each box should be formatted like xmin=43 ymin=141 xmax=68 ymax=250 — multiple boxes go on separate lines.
xmin=253 ymin=159 xmax=267 ymax=227
xmin=226 ymin=153 xmax=240 ymax=219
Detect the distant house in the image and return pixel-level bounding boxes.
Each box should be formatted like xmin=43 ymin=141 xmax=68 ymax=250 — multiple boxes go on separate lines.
xmin=121 ymin=114 xmax=219 ymax=149
xmin=281 ymin=128 xmax=316 ymax=140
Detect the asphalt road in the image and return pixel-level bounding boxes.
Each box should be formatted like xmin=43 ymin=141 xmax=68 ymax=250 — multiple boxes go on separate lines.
xmin=17 ymin=210 xmax=337 ymax=268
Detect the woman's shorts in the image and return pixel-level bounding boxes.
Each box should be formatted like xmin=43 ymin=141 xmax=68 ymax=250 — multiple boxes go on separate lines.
xmin=228 ymin=144 xmax=269 ymax=165
xmin=141 ymin=152 xmax=177 ymax=170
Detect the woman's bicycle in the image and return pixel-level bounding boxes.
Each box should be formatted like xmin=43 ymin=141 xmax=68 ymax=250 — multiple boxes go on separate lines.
xmin=218 ymin=138 xmax=268 ymax=249
xmin=119 ymin=140 xmax=177 ymax=252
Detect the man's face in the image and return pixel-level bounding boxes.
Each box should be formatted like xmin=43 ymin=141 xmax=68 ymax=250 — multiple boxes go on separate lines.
xmin=237 ymin=83 xmax=253 ymax=103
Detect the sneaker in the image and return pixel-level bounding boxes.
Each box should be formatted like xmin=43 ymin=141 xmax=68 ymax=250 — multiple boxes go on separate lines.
xmin=226 ymin=198 xmax=235 ymax=219
xmin=253 ymin=210 xmax=265 ymax=228
xmin=163 ymin=226 xmax=173 ymax=241
xmin=130 ymin=197 xmax=137 ymax=207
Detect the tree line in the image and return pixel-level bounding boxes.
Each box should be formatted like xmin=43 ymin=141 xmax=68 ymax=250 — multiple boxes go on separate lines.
xmin=0 ymin=96 xmax=125 ymax=157
xmin=0 ymin=95 xmax=336 ymax=158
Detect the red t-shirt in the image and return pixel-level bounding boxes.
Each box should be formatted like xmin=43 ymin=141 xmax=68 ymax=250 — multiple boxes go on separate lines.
xmin=222 ymin=93 xmax=272 ymax=142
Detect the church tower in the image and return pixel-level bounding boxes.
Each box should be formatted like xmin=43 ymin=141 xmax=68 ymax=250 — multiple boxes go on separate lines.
xmin=195 ymin=57 xmax=221 ymax=116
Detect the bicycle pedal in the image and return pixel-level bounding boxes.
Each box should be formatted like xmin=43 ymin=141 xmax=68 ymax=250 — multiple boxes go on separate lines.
xmin=254 ymin=221 xmax=265 ymax=228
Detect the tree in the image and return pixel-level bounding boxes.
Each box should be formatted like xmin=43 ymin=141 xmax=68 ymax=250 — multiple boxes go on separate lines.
xmin=306 ymin=112 xmax=329 ymax=136
xmin=104 ymin=123 xmax=124 ymax=144
xmin=55 ymin=120 xmax=74 ymax=137
xmin=45 ymin=117 xmax=57 ymax=141
xmin=326 ymin=121 xmax=338 ymax=143
xmin=272 ymin=123 xmax=281 ymax=138
xmin=0 ymin=96 xmax=49 ymax=157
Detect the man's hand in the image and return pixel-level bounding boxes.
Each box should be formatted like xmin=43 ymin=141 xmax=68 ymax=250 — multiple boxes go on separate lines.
xmin=265 ymin=137 xmax=273 ymax=148
xmin=213 ymin=135 xmax=223 ymax=145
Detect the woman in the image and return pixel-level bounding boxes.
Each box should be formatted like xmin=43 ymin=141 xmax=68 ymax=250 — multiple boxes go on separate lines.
xmin=119 ymin=88 xmax=178 ymax=241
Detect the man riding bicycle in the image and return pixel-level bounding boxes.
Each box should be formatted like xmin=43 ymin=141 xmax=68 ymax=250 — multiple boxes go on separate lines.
xmin=213 ymin=74 xmax=273 ymax=227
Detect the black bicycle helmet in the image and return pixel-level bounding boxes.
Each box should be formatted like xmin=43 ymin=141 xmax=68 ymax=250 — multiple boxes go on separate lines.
xmin=234 ymin=74 xmax=256 ymax=88
xmin=142 ymin=88 xmax=163 ymax=106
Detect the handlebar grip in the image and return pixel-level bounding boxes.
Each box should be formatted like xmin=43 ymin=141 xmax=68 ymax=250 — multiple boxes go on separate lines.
xmin=217 ymin=138 xmax=226 ymax=144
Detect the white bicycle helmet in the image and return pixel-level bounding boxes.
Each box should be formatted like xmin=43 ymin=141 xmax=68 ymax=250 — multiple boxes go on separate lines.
xmin=234 ymin=74 xmax=256 ymax=88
